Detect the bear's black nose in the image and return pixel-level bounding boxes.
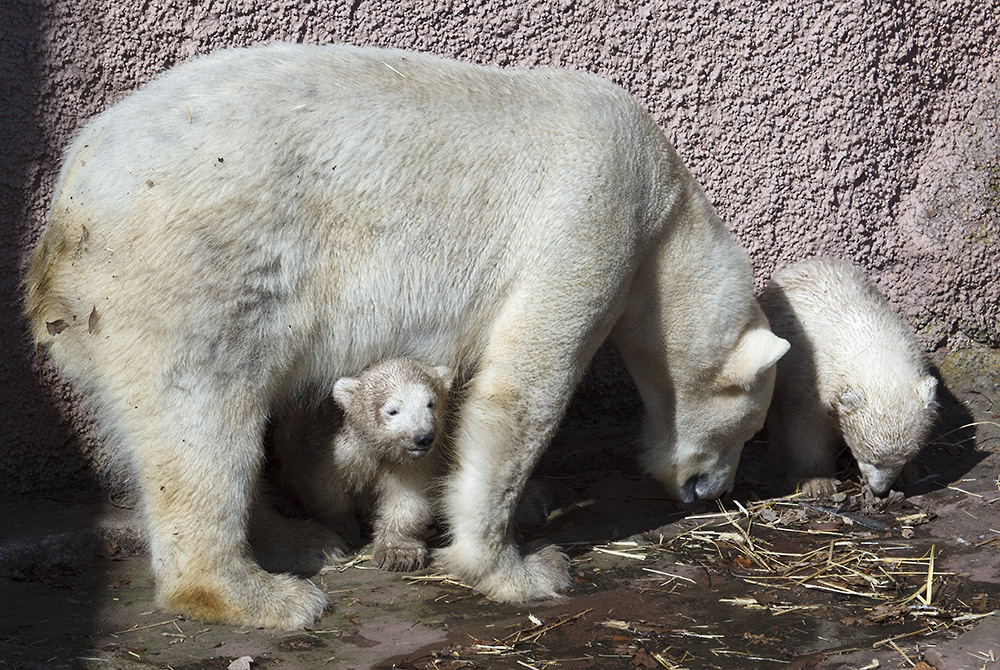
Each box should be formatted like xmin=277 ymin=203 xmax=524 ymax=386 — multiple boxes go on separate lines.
xmin=413 ymin=432 xmax=435 ymax=450
xmin=680 ymin=474 xmax=700 ymax=505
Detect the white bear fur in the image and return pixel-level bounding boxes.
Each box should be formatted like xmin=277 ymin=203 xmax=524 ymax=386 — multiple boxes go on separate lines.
xmin=24 ymin=43 xmax=788 ymax=627
xmin=759 ymin=257 xmax=938 ymax=498
xmin=274 ymin=358 xmax=450 ymax=572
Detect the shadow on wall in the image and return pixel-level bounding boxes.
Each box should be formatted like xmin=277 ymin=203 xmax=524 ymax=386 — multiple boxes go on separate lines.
xmin=1 ymin=3 xmax=101 ymax=500
xmin=0 ymin=1 xmax=108 ymax=665
xmin=905 ymin=366 xmax=981 ymax=498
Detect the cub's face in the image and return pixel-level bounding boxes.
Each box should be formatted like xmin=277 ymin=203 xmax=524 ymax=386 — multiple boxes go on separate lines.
xmin=334 ymin=360 xmax=451 ymax=466
xmin=371 ymin=379 xmax=444 ymax=462
xmin=837 ymin=376 xmax=938 ymax=496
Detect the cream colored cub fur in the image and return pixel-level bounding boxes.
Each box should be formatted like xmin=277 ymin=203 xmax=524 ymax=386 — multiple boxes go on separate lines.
xmin=275 ymin=359 xmax=450 ymax=572
xmin=24 ymin=43 xmax=787 ymax=627
xmin=760 ymin=257 xmax=938 ymax=498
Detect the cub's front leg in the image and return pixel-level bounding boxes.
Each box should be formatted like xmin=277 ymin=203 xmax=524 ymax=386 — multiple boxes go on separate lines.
xmin=369 ymin=462 xmax=437 ymax=571
xmin=771 ymin=413 xmax=840 ymax=498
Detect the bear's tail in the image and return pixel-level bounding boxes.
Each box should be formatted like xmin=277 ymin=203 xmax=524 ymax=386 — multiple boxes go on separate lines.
xmin=22 ymin=211 xmax=76 ymax=345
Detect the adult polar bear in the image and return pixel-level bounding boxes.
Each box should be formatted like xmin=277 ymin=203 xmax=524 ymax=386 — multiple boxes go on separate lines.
xmin=25 ymin=43 xmax=788 ymax=628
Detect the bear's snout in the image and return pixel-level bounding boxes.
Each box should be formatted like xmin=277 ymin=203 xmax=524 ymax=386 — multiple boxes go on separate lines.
xmin=680 ymin=474 xmax=700 ymax=504
xmin=678 ymin=471 xmax=732 ymax=505
xmin=411 ymin=432 xmax=435 ymax=452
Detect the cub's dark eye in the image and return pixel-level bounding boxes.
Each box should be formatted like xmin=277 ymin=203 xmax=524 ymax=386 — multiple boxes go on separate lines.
xmin=427 ymin=400 xmax=435 ymax=408
xmin=386 ymin=409 xmax=399 ymax=416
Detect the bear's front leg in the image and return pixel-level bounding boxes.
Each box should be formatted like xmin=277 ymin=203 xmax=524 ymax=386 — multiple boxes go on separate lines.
xmin=434 ymin=367 xmax=572 ymax=602
xmin=134 ymin=398 xmax=328 ymax=628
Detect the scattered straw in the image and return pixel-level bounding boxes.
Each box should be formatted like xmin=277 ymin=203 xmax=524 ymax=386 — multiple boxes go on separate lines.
xmin=641 ymin=567 xmax=697 ymax=583
xmin=112 ymin=619 xmax=183 ymax=636
xmin=446 ymin=609 xmax=594 ymax=668
xmin=922 ymin=545 xmax=935 ymax=606
xmin=873 ymin=627 xmax=936 ymax=648
xmin=946 ymin=485 xmax=984 ymax=498
xmin=382 ymin=62 xmax=407 ymax=78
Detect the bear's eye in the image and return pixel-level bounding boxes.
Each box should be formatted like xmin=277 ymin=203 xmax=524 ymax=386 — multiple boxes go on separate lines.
xmin=427 ymin=399 xmax=435 ymax=409
xmin=386 ymin=408 xmax=399 ymax=416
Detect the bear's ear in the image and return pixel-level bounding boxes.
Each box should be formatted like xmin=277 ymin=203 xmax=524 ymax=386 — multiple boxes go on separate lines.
xmin=432 ymin=365 xmax=454 ymax=392
xmin=717 ymin=328 xmax=790 ymax=391
xmin=836 ymin=387 xmax=866 ymax=415
xmin=332 ymin=377 xmax=362 ymax=407
xmin=916 ymin=375 xmax=937 ymax=409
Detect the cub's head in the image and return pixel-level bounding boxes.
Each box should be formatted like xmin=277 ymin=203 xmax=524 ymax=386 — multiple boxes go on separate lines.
xmin=333 ymin=359 xmax=452 ymax=464
xmin=835 ymin=375 xmax=938 ymax=497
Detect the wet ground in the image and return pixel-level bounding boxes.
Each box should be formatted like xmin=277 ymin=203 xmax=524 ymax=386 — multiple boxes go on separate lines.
xmin=2 ymin=347 xmax=999 ymax=670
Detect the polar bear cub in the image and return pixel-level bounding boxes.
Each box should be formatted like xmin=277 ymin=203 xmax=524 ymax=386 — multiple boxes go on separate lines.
xmin=276 ymin=359 xmax=451 ymax=572
xmin=760 ymin=257 xmax=938 ymax=498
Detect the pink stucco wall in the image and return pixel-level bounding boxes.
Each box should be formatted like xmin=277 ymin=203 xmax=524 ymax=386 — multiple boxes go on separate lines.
xmin=3 ymin=1 xmax=998 ymax=495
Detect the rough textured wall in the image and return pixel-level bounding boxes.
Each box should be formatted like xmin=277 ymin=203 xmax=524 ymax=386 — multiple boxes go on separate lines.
xmin=2 ymin=0 xmax=998 ymax=496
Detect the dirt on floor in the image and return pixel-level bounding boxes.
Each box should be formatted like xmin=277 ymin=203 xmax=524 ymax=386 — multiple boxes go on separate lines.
xmin=2 ymin=347 xmax=999 ymax=670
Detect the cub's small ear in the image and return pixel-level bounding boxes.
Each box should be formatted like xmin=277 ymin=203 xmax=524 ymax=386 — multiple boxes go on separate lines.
xmin=432 ymin=365 xmax=454 ymax=392
xmin=916 ymin=375 xmax=938 ymax=409
xmin=333 ymin=377 xmax=362 ymax=407
xmin=718 ymin=328 xmax=790 ymax=391
xmin=836 ymin=387 xmax=866 ymax=415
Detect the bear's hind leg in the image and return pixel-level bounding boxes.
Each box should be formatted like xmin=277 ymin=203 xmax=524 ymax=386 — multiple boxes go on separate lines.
xmin=128 ymin=391 xmax=328 ymax=628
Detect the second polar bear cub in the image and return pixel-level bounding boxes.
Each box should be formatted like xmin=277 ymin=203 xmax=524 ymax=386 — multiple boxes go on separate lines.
xmin=277 ymin=358 xmax=451 ymax=572
xmin=760 ymin=257 xmax=938 ymax=498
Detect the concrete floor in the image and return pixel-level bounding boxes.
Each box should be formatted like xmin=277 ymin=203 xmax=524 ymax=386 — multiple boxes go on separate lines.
xmin=2 ymin=347 xmax=999 ymax=669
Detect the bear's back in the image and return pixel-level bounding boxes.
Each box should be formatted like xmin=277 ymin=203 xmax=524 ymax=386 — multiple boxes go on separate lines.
xmin=762 ymin=257 xmax=927 ymax=402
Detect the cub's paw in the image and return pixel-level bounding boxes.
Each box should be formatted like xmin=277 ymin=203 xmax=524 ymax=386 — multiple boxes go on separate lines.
xmin=372 ymin=540 xmax=429 ymax=572
xmin=796 ymin=477 xmax=838 ymax=498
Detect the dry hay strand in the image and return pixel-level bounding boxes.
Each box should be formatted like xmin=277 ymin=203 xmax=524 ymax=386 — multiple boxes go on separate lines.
xmin=404 ymin=572 xmax=477 ymax=591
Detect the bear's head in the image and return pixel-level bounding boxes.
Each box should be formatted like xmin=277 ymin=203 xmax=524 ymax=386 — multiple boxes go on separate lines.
xmin=639 ymin=323 xmax=790 ymax=505
xmin=333 ymin=359 xmax=452 ymax=465
xmin=835 ymin=375 xmax=938 ymax=496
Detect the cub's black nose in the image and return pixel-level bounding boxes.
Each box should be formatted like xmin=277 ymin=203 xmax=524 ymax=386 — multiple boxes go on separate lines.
xmin=413 ymin=432 xmax=435 ymax=449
